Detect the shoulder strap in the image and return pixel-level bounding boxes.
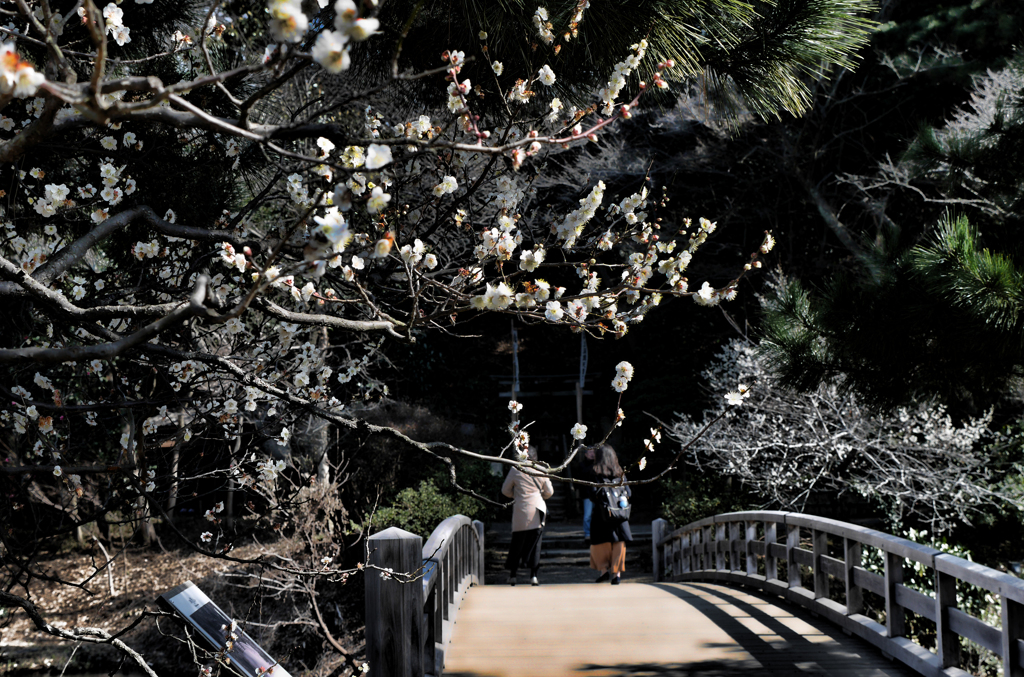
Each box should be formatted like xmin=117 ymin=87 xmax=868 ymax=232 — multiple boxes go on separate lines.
xmin=525 ymin=472 xmax=544 ymax=492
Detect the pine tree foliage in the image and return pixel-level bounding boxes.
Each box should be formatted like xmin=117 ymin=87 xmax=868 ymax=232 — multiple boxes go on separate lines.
xmin=902 ymin=54 xmax=1024 ymax=219
xmin=368 ymin=0 xmax=875 ymax=120
xmin=761 ymin=47 xmax=1024 ymax=411
xmin=760 ymin=213 xmax=1024 ymax=412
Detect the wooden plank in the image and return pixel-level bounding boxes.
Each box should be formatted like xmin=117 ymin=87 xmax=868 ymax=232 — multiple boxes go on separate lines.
xmin=948 ymin=607 xmax=1001 ymax=655
xmin=792 ymin=548 xmax=814 ymax=567
xmin=820 ymin=554 xmax=846 ymax=582
xmin=853 ymin=566 xmax=884 ymax=596
xmin=894 ymin=583 xmax=935 ymax=622
xmin=937 ymin=553 xmax=1024 ymax=602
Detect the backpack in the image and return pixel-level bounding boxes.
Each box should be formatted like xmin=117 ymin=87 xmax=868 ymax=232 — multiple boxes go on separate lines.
xmin=598 ymin=484 xmax=631 ymax=523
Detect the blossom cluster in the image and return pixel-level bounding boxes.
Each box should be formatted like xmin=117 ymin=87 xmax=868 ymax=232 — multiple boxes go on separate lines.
xmin=1 ymin=42 xmax=45 ymax=98
xmin=272 ymin=0 xmax=380 ymax=73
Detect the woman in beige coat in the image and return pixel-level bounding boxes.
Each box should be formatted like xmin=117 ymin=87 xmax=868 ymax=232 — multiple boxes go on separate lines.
xmin=501 ymin=447 xmax=554 ymax=586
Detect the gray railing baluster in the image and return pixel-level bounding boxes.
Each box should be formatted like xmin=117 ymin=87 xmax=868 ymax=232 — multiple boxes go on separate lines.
xmin=1001 ymin=596 xmax=1024 ymax=677
xmin=936 ymin=564 xmax=960 ymax=668
xmin=812 ymin=528 xmax=827 ymax=600
xmin=745 ymin=520 xmax=757 ymax=576
xmin=845 ymin=537 xmax=863 ymax=615
xmin=715 ymin=522 xmax=727 ymax=571
xmin=884 ymin=551 xmax=905 ymax=639
xmin=787 ymin=524 xmax=801 ymax=589
xmin=765 ymin=520 xmax=778 ymax=581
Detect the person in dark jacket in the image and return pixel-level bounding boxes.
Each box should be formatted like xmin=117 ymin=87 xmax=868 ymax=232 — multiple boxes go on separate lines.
xmin=588 ymin=444 xmax=632 ymax=584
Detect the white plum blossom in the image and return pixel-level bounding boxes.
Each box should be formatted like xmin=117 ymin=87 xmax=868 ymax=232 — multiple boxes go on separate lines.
xmin=312 ymin=30 xmax=350 ymax=72
xmin=268 ymin=0 xmax=308 ymax=42
xmin=519 ymin=248 xmax=545 ymax=272
xmin=571 ymin=422 xmax=587 ymax=440
xmin=537 ymin=64 xmax=556 ymax=86
xmin=364 ymin=143 xmax=393 ymax=170
xmin=366 ymin=186 xmax=391 ymax=214
xmin=433 ymin=175 xmax=458 ymax=196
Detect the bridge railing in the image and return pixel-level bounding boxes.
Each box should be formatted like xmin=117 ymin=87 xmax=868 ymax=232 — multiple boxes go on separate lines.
xmin=365 ymin=516 xmax=485 ymax=677
xmin=653 ymin=512 xmax=1024 ymax=677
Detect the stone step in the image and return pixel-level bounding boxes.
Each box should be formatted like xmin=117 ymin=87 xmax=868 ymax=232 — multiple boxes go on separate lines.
xmin=485 ymin=544 xmax=638 ymax=561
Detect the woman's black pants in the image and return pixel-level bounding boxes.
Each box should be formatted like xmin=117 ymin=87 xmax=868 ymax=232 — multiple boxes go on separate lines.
xmin=504 ymin=527 xmax=543 ymax=576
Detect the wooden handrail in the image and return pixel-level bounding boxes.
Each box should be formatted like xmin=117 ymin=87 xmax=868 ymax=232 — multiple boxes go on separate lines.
xmin=364 ymin=516 xmax=485 ymax=677
xmin=652 ymin=512 xmax=1024 ymax=677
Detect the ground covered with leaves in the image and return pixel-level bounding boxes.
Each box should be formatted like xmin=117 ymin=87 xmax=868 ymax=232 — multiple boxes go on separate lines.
xmin=1 ymin=538 xmax=366 ymax=677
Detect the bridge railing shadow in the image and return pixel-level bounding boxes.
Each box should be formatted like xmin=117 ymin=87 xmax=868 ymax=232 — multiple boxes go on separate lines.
xmin=576 ymin=581 xmax=879 ymax=676
xmin=364 ymin=516 xmax=485 ymax=677
xmin=652 ymin=512 xmax=1024 ymax=677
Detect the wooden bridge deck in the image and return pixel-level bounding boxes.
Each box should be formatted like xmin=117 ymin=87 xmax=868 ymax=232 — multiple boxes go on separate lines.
xmin=443 ymin=581 xmax=919 ymax=677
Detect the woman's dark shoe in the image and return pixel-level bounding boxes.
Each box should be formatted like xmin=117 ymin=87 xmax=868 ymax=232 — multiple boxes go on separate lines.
xmin=508 ymin=575 xmax=516 ymax=586
xmin=530 ymin=576 xmax=539 ymax=586
xmin=611 ymin=576 xmax=621 ymax=585
xmin=595 ymin=572 xmax=610 ymax=583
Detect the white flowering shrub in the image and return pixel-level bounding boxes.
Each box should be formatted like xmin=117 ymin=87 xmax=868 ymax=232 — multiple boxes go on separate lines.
xmin=668 ymin=338 xmax=1016 ymax=531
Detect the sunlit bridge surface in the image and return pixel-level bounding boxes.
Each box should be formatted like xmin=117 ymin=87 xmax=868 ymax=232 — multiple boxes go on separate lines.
xmin=443 ymin=582 xmax=916 ymax=677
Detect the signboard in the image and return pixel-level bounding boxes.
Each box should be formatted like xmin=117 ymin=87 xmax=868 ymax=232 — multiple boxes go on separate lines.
xmin=158 ymin=581 xmax=293 ymax=677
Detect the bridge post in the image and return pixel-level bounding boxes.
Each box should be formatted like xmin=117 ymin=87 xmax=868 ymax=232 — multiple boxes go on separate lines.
xmin=1001 ymin=596 xmax=1024 ymax=677
xmin=935 ymin=562 xmax=961 ymax=668
xmin=884 ymin=552 xmax=906 ymax=639
xmin=730 ymin=522 xmax=743 ymax=573
xmin=652 ymin=518 xmax=668 ymax=582
xmin=715 ymin=522 xmax=727 ymax=571
xmin=765 ymin=521 xmax=778 ymax=581
xmin=745 ymin=520 xmax=757 ymax=576
xmin=703 ymin=524 xmax=713 ymax=571
xmin=365 ymin=527 xmax=425 ymax=677
xmin=844 ymin=538 xmax=863 ymax=615
xmin=786 ymin=524 xmax=801 ymax=589
xmin=680 ymin=529 xmax=690 ymax=575
xmin=472 ymin=520 xmax=485 ymax=586
xmin=812 ymin=529 xmax=827 ymax=600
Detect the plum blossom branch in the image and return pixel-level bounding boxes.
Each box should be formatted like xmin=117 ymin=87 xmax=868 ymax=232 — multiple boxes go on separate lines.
xmin=0 ymin=275 xmax=215 ymax=364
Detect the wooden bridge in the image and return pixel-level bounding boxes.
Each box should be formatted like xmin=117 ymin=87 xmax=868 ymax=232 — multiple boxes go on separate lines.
xmin=364 ymin=512 xmax=1024 ymax=677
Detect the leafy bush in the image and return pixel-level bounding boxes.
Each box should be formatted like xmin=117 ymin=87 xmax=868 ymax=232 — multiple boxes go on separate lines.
xmin=657 ymin=475 xmax=750 ymax=528
xmin=371 ymin=478 xmax=488 ymax=539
